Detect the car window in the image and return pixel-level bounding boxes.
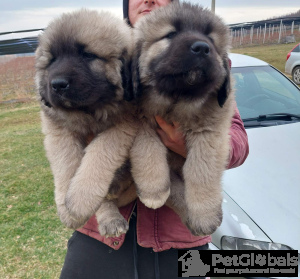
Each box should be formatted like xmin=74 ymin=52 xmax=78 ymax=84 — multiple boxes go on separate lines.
xmin=291 ymin=44 xmax=299 ymax=52
xmin=232 ymin=66 xmax=300 ymax=119
xmin=253 ymin=68 xmax=294 ymax=99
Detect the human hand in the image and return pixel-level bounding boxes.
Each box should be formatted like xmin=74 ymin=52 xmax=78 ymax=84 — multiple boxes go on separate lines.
xmin=155 ymin=116 xmax=187 ymax=158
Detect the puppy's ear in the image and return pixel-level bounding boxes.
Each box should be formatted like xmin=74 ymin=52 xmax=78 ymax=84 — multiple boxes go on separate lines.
xmin=120 ymin=51 xmax=133 ymax=101
xmin=131 ymin=41 xmax=142 ymax=99
xmin=217 ymin=57 xmax=231 ymax=108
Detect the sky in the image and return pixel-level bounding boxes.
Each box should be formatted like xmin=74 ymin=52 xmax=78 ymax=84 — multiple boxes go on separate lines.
xmin=0 ymin=0 xmax=299 ymax=39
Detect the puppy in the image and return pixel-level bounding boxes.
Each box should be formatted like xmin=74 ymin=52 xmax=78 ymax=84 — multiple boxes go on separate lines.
xmin=130 ymin=2 xmax=235 ymax=236
xmin=35 ymin=9 xmax=138 ymax=237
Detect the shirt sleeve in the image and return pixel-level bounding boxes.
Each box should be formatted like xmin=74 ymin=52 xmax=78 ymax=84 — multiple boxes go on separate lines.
xmin=227 ymin=104 xmax=249 ymax=169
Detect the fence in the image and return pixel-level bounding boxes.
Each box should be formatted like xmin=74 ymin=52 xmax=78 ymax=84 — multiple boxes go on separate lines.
xmin=230 ymin=19 xmax=300 ymax=47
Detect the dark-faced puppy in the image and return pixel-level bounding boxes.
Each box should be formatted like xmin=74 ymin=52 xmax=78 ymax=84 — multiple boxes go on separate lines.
xmin=36 ymin=9 xmax=138 ymax=237
xmin=130 ymin=2 xmax=235 ymax=236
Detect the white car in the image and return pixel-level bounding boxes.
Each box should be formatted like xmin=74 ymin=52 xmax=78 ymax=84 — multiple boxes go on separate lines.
xmin=209 ymin=53 xmax=300 ymax=278
xmin=285 ymin=43 xmax=300 ymax=85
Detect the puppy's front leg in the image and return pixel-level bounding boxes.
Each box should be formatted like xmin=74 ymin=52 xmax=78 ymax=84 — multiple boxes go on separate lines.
xmin=130 ymin=121 xmax=170 ymax=209
xmin=42 ymin=116 xmax=86 ymax=229
xmin=183 ymin=132 xmax=228 ymax=236
xmin=65 ymin=122 xmax=138 ymax=221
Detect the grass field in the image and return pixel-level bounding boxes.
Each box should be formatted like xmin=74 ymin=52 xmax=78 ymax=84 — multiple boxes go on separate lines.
xmin=0 ymin=41 xmax=299 ymax=278
xmin=0 ymin=102 xmax=72 ymax=278
xmin=0 ymin=57 xmax=35 ymax=103
xmin=231 ymin=43 xmax=297 ymax=74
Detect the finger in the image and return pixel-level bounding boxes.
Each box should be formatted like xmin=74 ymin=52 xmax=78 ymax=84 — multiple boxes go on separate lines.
xmin=155 ymin=115 xmax=175 ymax=136
xmin=156 ymin=128 xmax=167 ymax=142
xmin=157 ymin=128 xmax=187 ymax=158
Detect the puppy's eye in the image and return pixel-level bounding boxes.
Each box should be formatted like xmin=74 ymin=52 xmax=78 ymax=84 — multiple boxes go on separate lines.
xmin=208 ymin=36 xmax=214 ymax=44
xmin=82 ymin=52 xmax=98 ymax=60
xmin=164 ymin=31 xmax=177 ymax=40
xmin=49 ymin=56 xmax=56 ymax=65
xmin=82 ymin=51 xmax=107 ymax=62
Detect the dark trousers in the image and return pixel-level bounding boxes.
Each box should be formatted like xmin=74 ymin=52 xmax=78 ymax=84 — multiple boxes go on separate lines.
xmin=60 ymin=210 xmax=208 ymax=279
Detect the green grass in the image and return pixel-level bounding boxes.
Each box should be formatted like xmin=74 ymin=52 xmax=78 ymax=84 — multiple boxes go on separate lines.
xmin=231 ymin=42 xmax=299 ymax=74
xmin=0 ymin=101 xmax=72 ymax=278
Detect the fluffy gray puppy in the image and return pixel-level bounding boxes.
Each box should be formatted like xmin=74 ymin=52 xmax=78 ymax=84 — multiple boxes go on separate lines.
xmin=35 ymin=9 xmax=138 ymax=237
xmin=130 ymin=2 xmax=235 ymax=236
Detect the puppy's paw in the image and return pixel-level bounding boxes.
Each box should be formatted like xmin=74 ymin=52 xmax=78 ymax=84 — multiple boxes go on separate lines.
xmin=57 ymin=205 xmax=87 ymax=229
xmin=98 ymin=217 xmax=129 ymax=238
xmin=138 ymin=187 xmax=170 ymax=209
xmin=185 ymin=206 xmax=223 ymax=236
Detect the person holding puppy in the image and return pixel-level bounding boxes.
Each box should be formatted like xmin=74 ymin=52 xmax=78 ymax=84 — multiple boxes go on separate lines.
xmin=59 ymin=0 xmax=249 ymax=278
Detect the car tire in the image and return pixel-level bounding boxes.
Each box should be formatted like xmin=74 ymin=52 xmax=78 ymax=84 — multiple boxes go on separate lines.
xmin=292 ymin=66 xmax=300 ymax=85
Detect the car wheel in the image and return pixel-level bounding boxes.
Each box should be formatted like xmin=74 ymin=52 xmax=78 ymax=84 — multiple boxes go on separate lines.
xmin=292 ymin=66 xmax=300 ymax=85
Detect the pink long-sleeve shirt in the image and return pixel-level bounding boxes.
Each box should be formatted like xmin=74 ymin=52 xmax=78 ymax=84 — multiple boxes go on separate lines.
xmin=78 ymin=107 xmax=249 ymax=252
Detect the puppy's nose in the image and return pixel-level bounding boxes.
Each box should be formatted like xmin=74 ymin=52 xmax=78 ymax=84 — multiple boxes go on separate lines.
xmin=190 ymin=41 xmax=210 ymax=56
xmin=51 ymin=78 xmax=70 ymax=92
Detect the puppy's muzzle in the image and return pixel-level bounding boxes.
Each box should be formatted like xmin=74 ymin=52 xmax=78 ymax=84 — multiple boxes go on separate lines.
xmin=190 ymin=41 xmax=210 ymax=56
xmin=51 ymin=78 xmax=70 ymax=94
